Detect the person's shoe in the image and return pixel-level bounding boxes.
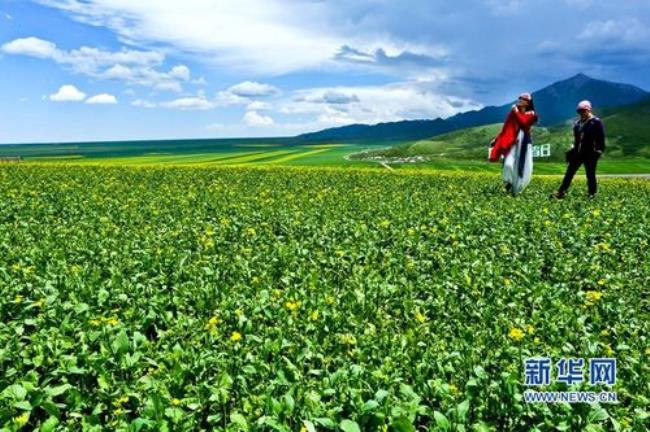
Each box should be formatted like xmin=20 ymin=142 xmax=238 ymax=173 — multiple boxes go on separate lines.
xmin=588 ymin=194 xmax=596 ymax=200
xmin=550 ymin=191 xmax=565 ymax=200
xmin=505 ymin=182 xmax=512 ymax=193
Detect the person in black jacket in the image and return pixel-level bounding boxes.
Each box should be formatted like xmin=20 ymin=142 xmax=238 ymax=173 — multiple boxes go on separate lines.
xmin=552 ymin=100 xmax=605 ymax=199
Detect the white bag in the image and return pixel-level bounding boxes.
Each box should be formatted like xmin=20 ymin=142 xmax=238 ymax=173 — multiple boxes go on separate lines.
xmin=502 ymin=130 xmax=533 ymax=195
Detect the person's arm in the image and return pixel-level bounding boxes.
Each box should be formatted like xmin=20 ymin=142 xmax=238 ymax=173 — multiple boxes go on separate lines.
xmin=511 ymin=107 xmax=538 ymax=128
xmin=594 ymin=119 xmax=605 ymax=154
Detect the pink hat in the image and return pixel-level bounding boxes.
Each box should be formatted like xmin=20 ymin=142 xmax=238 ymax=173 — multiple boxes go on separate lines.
xmin=519 ymin=93 xmax=532 ymax=101
xmin=577 ymin=100 xmax=592 ymax=111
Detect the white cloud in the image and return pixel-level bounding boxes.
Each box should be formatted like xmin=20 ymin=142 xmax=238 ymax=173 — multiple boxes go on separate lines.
xmin=578 ymin=18 xmax=649 ymax=43
xmin=131 ymin=99 xmax=157 ymax=108
xmin=227 ymin=81 xmax=279 ymax=98
xmin=2 ymin=37 xmax=58 ymax=58
xmin=49 ymin=85 xmax=87 ymax=102
xmin=246 ymin=101 xmax=272 ymax=111
xmin=169 ymin=65 xmax=191 ymax=81
xmin=160 ymin=96 xmax=215 ymax=110
xmin=2 ymin=36 xmax=188 ymax=92
xmin=280 ymin=80 xmax=482 ymax=128
xmin=3 ymin=12 xmax=13 ymax=20
xmin=34 ymin=0 xmax=447 ymax=76
xmin=243 ymin=110 xmax=275 ymax=127
xmin=86 ymin=93 xmax=118 ymax=104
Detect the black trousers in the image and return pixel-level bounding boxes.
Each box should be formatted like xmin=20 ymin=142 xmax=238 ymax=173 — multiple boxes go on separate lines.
xmin=559 ymin=153 xmax=600 ymax=195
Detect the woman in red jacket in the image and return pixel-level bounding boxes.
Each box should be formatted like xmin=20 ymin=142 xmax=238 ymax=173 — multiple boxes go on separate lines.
xmin=489 ymin=93 xmax=539 ymax=194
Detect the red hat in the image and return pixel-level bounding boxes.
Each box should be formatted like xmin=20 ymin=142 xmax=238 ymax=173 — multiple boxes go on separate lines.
xmin=577 ymin=100 xmax=592 ymax=111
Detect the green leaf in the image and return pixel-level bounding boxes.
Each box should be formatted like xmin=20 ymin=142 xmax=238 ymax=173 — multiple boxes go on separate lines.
xmin=230 ymin=412 xmax=249 ymax=431
xmin=375 ymin=389 xmax=389 ymax=401
xmin=457 ymin=399 xmax=470 ymax=422
xmin=391 ymin=417 xmax=415 ymax=432
xmin=112 ymin=331 xmax=130 ymax=356
xmin=433 ymin=411 xmax=451 ymax=431
xmin=303 ymin=420 xmax=317 ymax=432
xmin=339 ymin=419 xmax=361 ymax=432
xmin=314 ymin=418 xmax=336 ymax=429
xmin=14 ymin=400 xmax=33 ymax=411
xmin=2 ymin=383 xmax=27 ymax=400
xmin=40 ymin=416 xmax=59 ymax=432
xmin=587 ymin=406 xmax=609 ymax=423
xmin=46 ymin=384 xmax=72 ymax=398
xmin=361 ymin=399 xmax=379 ymax=413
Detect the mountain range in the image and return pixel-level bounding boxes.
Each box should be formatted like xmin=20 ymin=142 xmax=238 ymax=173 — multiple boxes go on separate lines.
xmin=298 ymin=74 xmax=648 ymax=142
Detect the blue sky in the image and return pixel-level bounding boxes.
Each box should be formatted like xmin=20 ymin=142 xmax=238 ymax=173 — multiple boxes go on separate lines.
xmin=1 ymin=0 xmax=649 ymax=143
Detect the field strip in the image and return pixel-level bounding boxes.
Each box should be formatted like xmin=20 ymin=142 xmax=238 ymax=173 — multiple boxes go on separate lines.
xmin=175 ymin=152 xmax=260 ymax=164
xmin=380 ymin=162 xmax=395 ymax=171
xmin=209 ymin=149 xmax=296 ymax=165
xmin=265 ymin=148 xmax=332 ymax=164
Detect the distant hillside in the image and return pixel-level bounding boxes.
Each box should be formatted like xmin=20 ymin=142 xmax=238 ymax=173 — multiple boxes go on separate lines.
xmin=299 ymin=74 xmax=648 ymax=142
xmin=353 ymin=96 xmax=650 ymax=162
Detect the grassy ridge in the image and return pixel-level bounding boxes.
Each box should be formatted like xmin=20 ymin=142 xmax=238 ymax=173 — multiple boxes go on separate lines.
xmin=358 ymin=97 xmax=650 ymax=165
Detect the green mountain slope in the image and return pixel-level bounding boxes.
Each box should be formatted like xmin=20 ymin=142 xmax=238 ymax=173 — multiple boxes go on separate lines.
xmin=356 ymin=97 xmax=650 ymax=162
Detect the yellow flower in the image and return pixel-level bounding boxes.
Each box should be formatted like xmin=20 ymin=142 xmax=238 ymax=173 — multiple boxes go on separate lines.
xmin=508 ymin=327 xmax=525 ymax=342
xmin=378 ymin=219 xmax=391 ymax=229
xmin=230 ymin=331 xmax=242 ymax=342
xmin=604 ymin=344 xmax=614 ymax=356
xmin=645 ymin=347 xmax=650 ymax=356
xmin=326 ymin=296 xmax=336 ymax=305
xmin=592 ymin=209 xmax=601 ymax=217
xmin=251 ymin=276 xmax=259 ymax=284
xmin=407 ymin=228 xmax=416 ymax=236
xmin=300 ymin=427 xmax=307 ymax=432
xmin=285 ymin=300 xmax=301 ymax=312
xmin=335 ymin=250 xmax=345 ymax=257
xmin=594 ymin=242 xmax=611 ymax=253
xmin=89 ymin=319 xmax=102 ymax=327
xmin=33 ymin=299 xmax=45 ymax=308
xmin=415 ymin=311 xmax=426 ymax=324
xmin=527 ymin=325 xmax=535 ymax=335
xmin=113 ymin=408 xmax=124 ymax=416
xmin=13 ymin=412 xmax=29 ymax=427
xmin=310 ymin=310 xmax=319 ymax=321
xmin=533 ymin=337 xmax=541 ymax=345
xmin=113 ymin=395 xmax=129 ymax=407
xmin=597 ymin=279 xmax=606 ymax=286
xmin=205 ymin=315 xmax=220 ymax=330
xmin=340 ymin=334 xmax=357 ymax=345
xmin=246 ymin=227 xmax=256 ymax=236
xmin=104 ymin=316 xmax=120 ymax=326
xmin=14 ymin=295 xmax=24 ymax=303
xmin=585 ymin=290 xmax=603 ymax=306
xmin=171 ymin=398 xmax=182 ymax=406
xmin=600 ymin=329 xmax=610 ymax=337
xmin=504 ymin=278 xmax=512 ymax=286
xmin=448 ymin=384 xmax=459 ymax=395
